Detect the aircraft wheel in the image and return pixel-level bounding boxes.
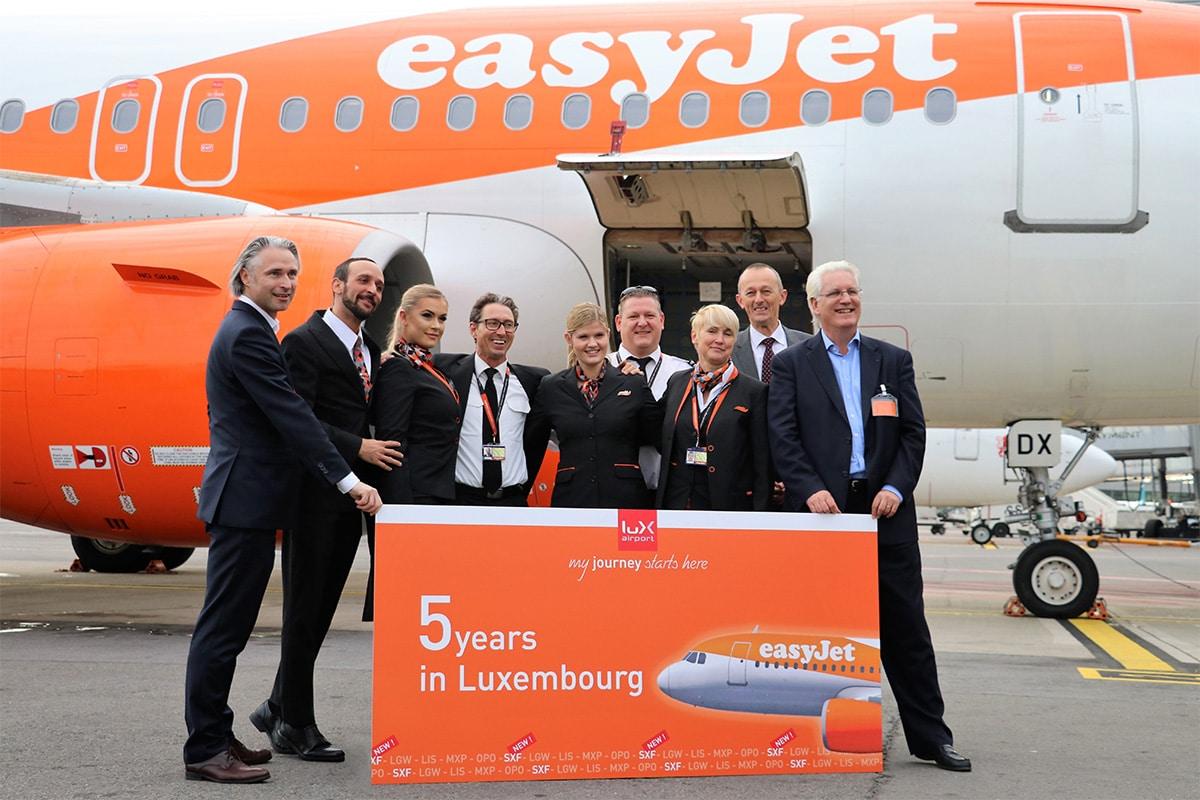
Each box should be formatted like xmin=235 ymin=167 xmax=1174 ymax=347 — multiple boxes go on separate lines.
xmin=155 ymin=546 xmax=195 ymax=570
xmin=70 ymin=536 xmax=152 ymax=573
xmin=969 ymin=523 xmax=993 ymax=545
xmin=1013 ymin=540 xmax=1098 ymax=618
xmin=991 ymin=522 xmax=1011 ymax=538
xmin=931 ymin=524 xmax=945 ymax=535
xmin=1143 ymin=519 xmax=1164 ymax=539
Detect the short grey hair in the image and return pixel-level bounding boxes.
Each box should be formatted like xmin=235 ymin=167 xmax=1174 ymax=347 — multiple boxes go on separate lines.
xmin=229 ymin=236 xmax=301 ymax=296
xmin=806 ymin=260 xmax=861 ymax=303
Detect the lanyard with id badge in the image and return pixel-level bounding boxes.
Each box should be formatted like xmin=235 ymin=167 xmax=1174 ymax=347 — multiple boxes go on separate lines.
xmin=673 ymin=366 xmax=739 ymax=466
xmin=477 ymin=368 xmax=510 ymax=462
xmin=871 ymin=384 xmax=899 ymax=418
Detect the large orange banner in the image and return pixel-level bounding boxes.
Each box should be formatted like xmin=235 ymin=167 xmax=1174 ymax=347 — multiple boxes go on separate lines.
xmin=372 ymin=506 xmax=880 ymax=784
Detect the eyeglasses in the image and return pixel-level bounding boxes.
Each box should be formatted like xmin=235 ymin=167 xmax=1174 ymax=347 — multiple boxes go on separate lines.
xmin=820 ymin=288 xmax=862 ymax=300
xmin=480 ymin=318 xmax=518 ymax=332
xmin=619 ymin=285 xmax=659 ymax=299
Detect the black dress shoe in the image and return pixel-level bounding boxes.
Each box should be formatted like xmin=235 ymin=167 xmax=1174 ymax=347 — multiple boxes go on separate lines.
xmin=915 ymin=744 xmax=972 ymax=772
xmin=230 ymin=736 xmax=272 ymax=765
xmin=248 ymin=701 xmax=277 ymax=736
xmin=272 ymin=721 xmax=346 ymax=762
xmin=185 ymin=750 xmax=270 ymax=783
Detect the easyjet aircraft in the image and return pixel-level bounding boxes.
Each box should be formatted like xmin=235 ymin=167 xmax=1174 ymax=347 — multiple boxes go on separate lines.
xmin=658 ymin=632 xmax=882 ymax=753
xmin=1 ymin=1 xmax=1197 ymax=615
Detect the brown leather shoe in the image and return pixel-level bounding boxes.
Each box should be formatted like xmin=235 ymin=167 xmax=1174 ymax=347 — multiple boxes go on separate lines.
xmin=185 ymin=750 xmax=270 ymax=783
xmin=230 ymin=736 xmax=272 ymax=765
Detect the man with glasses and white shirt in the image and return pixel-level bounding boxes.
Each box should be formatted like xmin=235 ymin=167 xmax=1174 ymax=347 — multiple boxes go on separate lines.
xmin=438 ymin=293 xmax=550 ymax=506
xmin=606 ymin=286 xmax=692 ymax=498
xmin=732 ymin=263 xmax=809 ymax=383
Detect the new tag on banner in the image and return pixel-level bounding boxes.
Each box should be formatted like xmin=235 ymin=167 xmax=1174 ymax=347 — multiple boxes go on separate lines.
xmin=372 ymin=507 xmax=880 ymax=784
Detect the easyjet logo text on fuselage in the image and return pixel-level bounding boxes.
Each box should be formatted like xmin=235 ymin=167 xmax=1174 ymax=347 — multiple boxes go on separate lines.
xmin=378 ymin=13 xmax=957 ymax=103
xmin=758 ymin=640 xmax=857 ymax=665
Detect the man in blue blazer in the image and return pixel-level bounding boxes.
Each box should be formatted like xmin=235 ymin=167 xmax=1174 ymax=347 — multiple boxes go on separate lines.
xmin=184 ymin=236 xmax=381 ymax=783
xmin=767 ymin=260 xmax=970 ymax=773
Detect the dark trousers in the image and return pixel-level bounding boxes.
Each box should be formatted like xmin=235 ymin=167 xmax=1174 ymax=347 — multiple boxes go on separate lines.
xmin=847 ymin=482 xmax=953 ymax=754
xmin=454 ymin=483 xmax=529 ymax=507
xmin=268 ymin=503 xmax=364 ymax=727
xmin=184 ymin=525 xmax=276 ymax=763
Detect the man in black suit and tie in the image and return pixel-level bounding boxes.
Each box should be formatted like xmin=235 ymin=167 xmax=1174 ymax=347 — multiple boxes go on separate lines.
xmin=731 ymin=263 xmax=809 ymax=382
xmin=249 ymin=258 xmax=403 ymax=762
xmin=185 ymin=237 xmax=382 ymax=783
xmin=439 ymin=293 xmax=550 ymax=505
xmin=767 ymin=260 xmax=971 ymax=773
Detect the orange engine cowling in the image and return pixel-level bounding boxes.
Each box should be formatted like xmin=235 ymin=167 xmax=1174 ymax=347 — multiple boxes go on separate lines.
xmin=821 ymin=698 xmax=883 ymax=754
xmin=0 ymin=215 xmax=428 ymax=547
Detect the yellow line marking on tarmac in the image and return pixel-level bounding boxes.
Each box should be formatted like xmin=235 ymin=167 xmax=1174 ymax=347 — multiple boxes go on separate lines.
xmin=1070 ymin=618 xmax=1174 ymax=672
xmin=1076 ymin=668 xmax=1200 ymax=685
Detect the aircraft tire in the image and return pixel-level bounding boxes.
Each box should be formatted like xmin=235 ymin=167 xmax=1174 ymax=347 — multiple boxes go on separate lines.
xmin=991 ymin=522 xmax=1011 ymax=538
xmin=1013 ymin=540 xmax=1098 ymax=619
xmin=969 ymin=523 xmax=993 ymax=545
xmin=156 ymin=546 xmax=195 ymax=570
xmin=70 ymin=536 xmax=153 ymax=573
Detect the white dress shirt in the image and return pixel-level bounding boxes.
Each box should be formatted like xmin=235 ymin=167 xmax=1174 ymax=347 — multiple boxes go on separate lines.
xmin=321 ymin=308 xmax=372 ymax=380
xmin=607 ymin=345 xmax=692 ymax=489
xmin=455 ymin=355 xmax=532 ymax=488
xmin=748 ymin=322 xmax=787 ymax=381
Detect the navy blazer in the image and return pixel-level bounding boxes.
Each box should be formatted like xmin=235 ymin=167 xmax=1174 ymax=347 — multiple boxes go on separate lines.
xmin=767 ymin=333 xmax=925 ymax=545
xmin=197 ymin=302 xmax=351 ymax=530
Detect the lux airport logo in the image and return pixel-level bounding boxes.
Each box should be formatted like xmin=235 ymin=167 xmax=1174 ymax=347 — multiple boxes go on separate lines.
xmin=618 ymin=510 xmax=658 ymax=552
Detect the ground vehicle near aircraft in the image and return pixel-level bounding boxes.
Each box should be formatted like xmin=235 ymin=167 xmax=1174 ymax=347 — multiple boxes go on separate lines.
xmin=1 ymin=1 xmax=1197 ymax=611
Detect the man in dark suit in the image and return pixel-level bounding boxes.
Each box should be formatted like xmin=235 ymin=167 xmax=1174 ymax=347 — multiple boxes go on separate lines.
xmin=767 ymin=260 xmax=971 ymax=773
xmin=731 ymin=263 xmax=809 ymax=382
xmin=439 ymin=293 xmax=549 ymax=505
xmin=185 ymin=236 xmax=381 ymax=784
xmin=249 ymin=258 xmax=403 ymax=762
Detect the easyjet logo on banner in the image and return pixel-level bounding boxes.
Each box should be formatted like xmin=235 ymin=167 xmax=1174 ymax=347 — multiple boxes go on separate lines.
xmin=618 ymin=509 xmax=657 ymax=551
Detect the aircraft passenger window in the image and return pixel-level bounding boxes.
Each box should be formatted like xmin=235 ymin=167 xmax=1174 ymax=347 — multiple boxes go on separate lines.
xmin=111 ymin=99 xmax=140 ymax=133
xmin=800 ymin=90 xmax=831 ymax=126
xmin=197 ymin=98 xmax=226 ymax=133
xmin=280 ymin=97 xmax=308 ymax=133
xmin=821 ymin=663 xmax=828 ymax=671
xmin=562 ymin=93 xmax=591 ymax=130
xmin=335 ymin=97 xmax=364 ymax=132
xmin=739 ymin=91 xmax=769 ymax=127
xmin=679 ymin=92 xmax=709 ymax=128
xmin=924 ymin=87 xmax=956 ymax=124
xmin=447 ymin=95 xmax=476 ymax=131
xmin=697 ymin=652 xmax=706 ymax=664
xmin=792 ymin=662 xmax=799 ymax=670
xmin=862 ymin=89 xmax=893 ymax=125
xmin=390 ymin=96 xmax=419 ymax=131
xmin=504 ymin=94 xmax=533 ymax=130
xmin=0 ymin=99 xmax=24 ymax=133
xmin=620 ymin=93 xmax=649 ymax=129
xmin=50 ymin=99 xmax=79 ymax=133
xmin=869 ymin=666 xmax=875 ymax=673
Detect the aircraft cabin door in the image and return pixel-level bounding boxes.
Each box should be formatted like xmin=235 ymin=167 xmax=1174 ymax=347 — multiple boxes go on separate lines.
xmin=727 ymin=641 xmax=751 ymax=686
xmin=174 ymin=74 xmax=248 ymax=188
xmin=89 ymin=75 xmax=162 ymax=184
xmin=557 ymin=152 xmax=812 ymax=356
xmin=1011 ymin=12 xmax=1143 ymax=231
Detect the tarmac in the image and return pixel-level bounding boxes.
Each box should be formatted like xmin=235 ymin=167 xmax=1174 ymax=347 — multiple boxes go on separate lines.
xmin=1 ymin=519 xmax=1197 ymax=800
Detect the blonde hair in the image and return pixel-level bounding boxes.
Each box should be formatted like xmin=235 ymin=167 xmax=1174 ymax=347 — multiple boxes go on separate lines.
xmin=564 ymin=302 xmax=609 ymax=366
xmin=690 ymin=304 xmax=739 ymax=336
xmin=385 ymin=283 xmax=447 ymax=352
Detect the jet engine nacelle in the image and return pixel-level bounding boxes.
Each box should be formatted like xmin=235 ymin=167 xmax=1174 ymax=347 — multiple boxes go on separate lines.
xmin=0 ymin=215 xmax=429 ymax=546
xmin=820 ymin=698 xmax=882 ymax=754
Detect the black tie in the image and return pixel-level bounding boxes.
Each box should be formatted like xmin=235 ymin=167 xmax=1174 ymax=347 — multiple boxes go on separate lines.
xmin=627 ymin=355 xmax=653 ymax=383
xmin=482 ymin=368 xmax=502 ymax=494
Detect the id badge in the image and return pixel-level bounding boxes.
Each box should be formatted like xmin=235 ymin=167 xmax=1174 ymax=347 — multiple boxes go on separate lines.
xmin=685 ymin=447 xmax=708 ymax=466
xmin=871 ymin=384 xmax=899 ymax=418
xmin=482 ymin=444 xmax=507 ymax=461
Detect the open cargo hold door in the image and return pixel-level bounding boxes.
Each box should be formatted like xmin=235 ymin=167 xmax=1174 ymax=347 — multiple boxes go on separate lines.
xmin=557 ymin=153 xmax=813 ymax=355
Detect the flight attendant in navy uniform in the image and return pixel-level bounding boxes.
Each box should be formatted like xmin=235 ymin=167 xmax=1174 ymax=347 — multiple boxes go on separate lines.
xmin=657 ymin=304 xmax=770 ymax=511
xmin=533 ymin=302 xmax=663 ymax=509
xmin=365 ymin=284 xmax=460 ymax=620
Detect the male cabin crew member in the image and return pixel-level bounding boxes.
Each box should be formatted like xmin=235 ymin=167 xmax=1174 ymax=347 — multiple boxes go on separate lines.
xmin=249 ymin=258 xmax=402 ymax=763
xmin=438 ymin=293 xmax=550 ymax=506
xmin=767 ymin=260 xmax=971 ymax=773
xmin=732 ymin=263 xmax=809 ymax=382
xmin=186 ymin=237 xmax=382 ymax=784
xmin=605 ymin=286 xmax=691 ymax=496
